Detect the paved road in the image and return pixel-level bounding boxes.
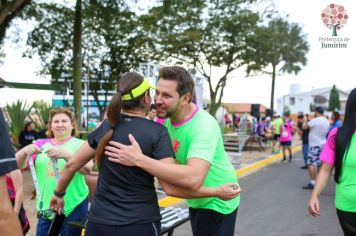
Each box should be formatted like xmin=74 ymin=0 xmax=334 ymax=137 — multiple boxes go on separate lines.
xmin=172 ymin=152 xmax=343 ymax=236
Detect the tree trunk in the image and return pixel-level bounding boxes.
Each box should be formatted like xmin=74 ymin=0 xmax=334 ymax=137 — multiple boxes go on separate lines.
xmin=73 ymin=0 xmax=82 ymax=128
xmin=209 ymin=101 xmax=218 ymax=118
xmin=270 ymin=65 xmax=276 ymax=113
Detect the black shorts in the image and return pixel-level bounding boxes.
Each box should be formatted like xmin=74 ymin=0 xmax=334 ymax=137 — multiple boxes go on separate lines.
xmin=189 ymin=207 xmax=238 ymax=236
xmin=85 ymin=220 xmax=161 ymax=236
xmin=336 ymin=209 xmax=356 ymax=235
xmin=273 ymin=134 xmax=280 ymax=141
xmin=280 ymin=141 xmax=291 ymax=147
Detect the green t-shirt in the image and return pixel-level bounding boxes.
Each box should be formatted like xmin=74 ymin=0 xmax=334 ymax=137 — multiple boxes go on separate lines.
xmin=33 ymin=137 xmax=88 ymax=219
xmin=165 ymin=108 xmax=240 ymax=214
xmin=272 ymin=117 xmax=283 ymax=135
xmin=335 ymin=134 xmax=356 ymax=212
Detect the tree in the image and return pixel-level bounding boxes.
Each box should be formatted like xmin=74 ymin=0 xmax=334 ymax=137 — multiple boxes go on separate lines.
xmin=143 ymin=0 xmax=260 ymax=116
xmin=328 ymin=85 xmax=340 ymax=111
xmin=245 ymin=18 xmax=309 ymax=113
xmin=309 ymin=103 xmax=315 ymax=112
xmin=72 ymin=0 xmax=83 ymax=127
xmin=0 ymin=0 xmax=31 ymax=44
xmin=4 ymin=100 xmax=31 ymax=146
xmin=25 ymin=1 xmax=151 ymax=118
xmin=283 ymin=105 xmax=290 ymax=117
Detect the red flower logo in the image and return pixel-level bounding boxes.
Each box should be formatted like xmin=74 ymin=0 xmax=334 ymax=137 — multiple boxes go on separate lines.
xmin=172 ymin=140 xmax=180 ymax=153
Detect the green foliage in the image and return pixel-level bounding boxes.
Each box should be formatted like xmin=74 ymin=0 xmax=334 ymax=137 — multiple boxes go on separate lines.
xmin=144 ymin=0 xmax=261 ymax=116
xmin=309 ymin=103 xmax=315 ymax=112
xmin=4 ymin=100 xmax=32 ymax=144
xmin=222 ymin=126 xmax=235 ymax=134
xmin=283 ymin=106 xmax=291 ymax=117
xmin=0 ymin=0 xmax=31 ymax=45
xmin=24 ymin=1 xmax=151 ymax=117
xmin=328 ymin=85 xmax=341 ymax=111
xmin=29 ymin=100 xmax=54 ymax=129
xmin=245 ymin=18 xmax=309 ymax=112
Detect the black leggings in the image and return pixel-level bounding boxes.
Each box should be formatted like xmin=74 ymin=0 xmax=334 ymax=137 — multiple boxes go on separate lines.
xmin=189 ymin=207 xmax=238 ymax=236
xmin=336 ymin=209 xmax=356 ymax=236
xmin=85 ymin=220 xmax=161 ymax=236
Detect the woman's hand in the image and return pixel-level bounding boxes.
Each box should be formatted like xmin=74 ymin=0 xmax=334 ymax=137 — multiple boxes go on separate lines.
xmin=308 ymin=195 xmax=321 ymax=217
xmin=216 ymin=183 xmax=241 ymax=201
xmin=23 ymin=144 xmax=40 ymax=156
xmin=46 ymin=147 xmax=72 ymax=161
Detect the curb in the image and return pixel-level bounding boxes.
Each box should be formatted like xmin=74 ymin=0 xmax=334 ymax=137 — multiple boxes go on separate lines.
xmin=158 ymin=145 xmax=302 ymax=207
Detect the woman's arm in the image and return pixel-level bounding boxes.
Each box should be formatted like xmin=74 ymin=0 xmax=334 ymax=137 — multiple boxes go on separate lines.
xmin=46 ymin=145 xmax=93 ymax=175
xmin=50 ymin=141 xmax=95 ymax=214
xmin=15 ymin=144 xmax=40 ymax=169
xmin=54 ymin=141 xmax=95 ymax=193
xmin=308 ymin=163 xmax=334 ymax=216
xmin=9 ymin=169 xmax=23 ymax=214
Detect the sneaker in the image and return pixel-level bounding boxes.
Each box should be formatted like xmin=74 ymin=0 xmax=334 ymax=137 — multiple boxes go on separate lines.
xmin=302 ymin=183 xmax=314 ymax=190
xmin=281 ymin=159 xmax=287 ymax=163
xmin=300 ymin=165 xmax=308 ymax=169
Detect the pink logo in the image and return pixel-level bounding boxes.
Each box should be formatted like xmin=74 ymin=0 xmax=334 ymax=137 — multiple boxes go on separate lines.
xmin=321 ymin=4 xmax=348 ymax=36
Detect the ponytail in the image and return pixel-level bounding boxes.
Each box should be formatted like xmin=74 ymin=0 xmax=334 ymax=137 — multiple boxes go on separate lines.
xmin=94 ymin=71 xmax=148 ymax=166
xmin=95 ymin=92 xmax=123 ymax=166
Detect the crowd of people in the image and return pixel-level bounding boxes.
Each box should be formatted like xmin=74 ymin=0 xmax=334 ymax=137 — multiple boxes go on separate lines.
xmin=0 ymin=66 xmax=354 ymax=236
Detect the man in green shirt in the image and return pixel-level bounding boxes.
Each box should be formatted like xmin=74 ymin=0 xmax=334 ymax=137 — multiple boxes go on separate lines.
xmin=271 ymin=115 xmax=283 ymax=153
xmin=106 ymin=66 xmax=240 ymax=236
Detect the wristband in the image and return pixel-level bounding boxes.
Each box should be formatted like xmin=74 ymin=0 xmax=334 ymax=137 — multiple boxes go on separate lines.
xmin=54 ymin=190 xmax=66 ymax=198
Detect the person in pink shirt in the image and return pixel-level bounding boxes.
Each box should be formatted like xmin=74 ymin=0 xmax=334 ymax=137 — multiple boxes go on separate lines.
xmin=308 ymin=88 xmax=356 ymax=235
xmin=279 ymin=114 xmax=293 ymax=163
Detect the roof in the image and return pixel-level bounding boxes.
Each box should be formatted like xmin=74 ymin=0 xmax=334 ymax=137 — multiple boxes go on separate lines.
xmin=222 ymin=103 xmax=268 ymax=113
xmin=291 ymin=86 xmax=349 ymax=97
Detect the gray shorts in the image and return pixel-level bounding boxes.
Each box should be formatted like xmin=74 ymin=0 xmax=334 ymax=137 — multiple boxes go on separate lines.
xmin=307 ymin=145 xmax=324 ymax=166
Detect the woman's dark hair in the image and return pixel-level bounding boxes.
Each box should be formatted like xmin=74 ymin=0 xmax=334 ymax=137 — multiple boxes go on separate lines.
xmin=24 ymin=121 xmax=34 ymax=131
xmin=334 ymin=88 xmax=356 ymax=183
xmin=95 ymin=72 xmax=146 ymax=166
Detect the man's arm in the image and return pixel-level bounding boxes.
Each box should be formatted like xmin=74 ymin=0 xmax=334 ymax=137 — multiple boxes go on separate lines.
xmin=106 ymin=135 xmax=210 ymax=191
xmin=158 ymin=159 xmax=240 ymax=200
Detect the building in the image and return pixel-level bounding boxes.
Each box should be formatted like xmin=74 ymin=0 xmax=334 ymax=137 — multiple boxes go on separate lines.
xmin=222 ymin=103 xmax=268 ymax=117
xmin=276 ymin=84 xmax=349 ymax=115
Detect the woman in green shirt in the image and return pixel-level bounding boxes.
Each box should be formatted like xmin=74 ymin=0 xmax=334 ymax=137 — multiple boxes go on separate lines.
xmin=308 ymin=88 xmax=356 ymax=235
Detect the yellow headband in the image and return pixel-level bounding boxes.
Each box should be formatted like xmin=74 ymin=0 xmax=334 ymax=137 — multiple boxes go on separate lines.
xmin=121 ymin=78 xmax=156 ymax=101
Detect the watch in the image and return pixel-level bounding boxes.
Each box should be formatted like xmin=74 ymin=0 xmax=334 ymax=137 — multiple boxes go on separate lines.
xmin=54 ymin=190 xmax=66 ymax=198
